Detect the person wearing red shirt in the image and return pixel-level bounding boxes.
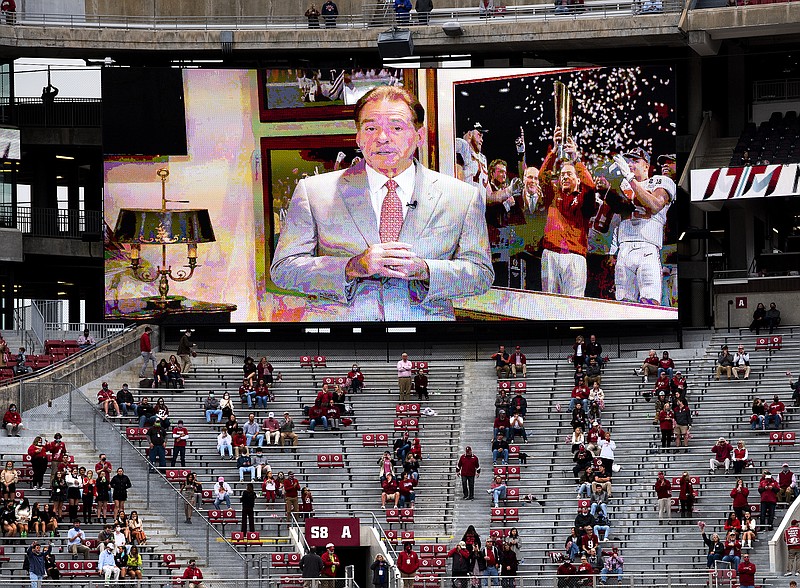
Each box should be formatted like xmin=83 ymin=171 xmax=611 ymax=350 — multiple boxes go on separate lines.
xmin=569 ymin=384 xmax=589 ymax=414
xmin=493 ymin=411 xmax=511 ymax=442
xmin=97 ymin=383 xmax=120 ymax=417
xmin=737 ymin=554 xmax=756 ymax=588
xmin=577 ymin=553 xmax=594 ymax=579
xmin=778 ymin=463 xmax=798 ymax=504
xmin=2 ymin=403 xmax=21 ymax=436
xmin=767 ymin=395 xmax=786 ymax=429
xmin=283 ymin=471 xmax=301 ymax=520
xmin=138 ymin=326 xmax=156 ymax=379
xmin=46 ymin=433 xmax=67 ymax=479
xmin=321 ymin=543 xmax=340 ymax=588
xmin=759 ymin=470 xmax=780 ymax=530
xmin=720 ymin=531 xmax=742 ymax=570
xmin=381 ymin=472 xmax=400 ymax=509
xmin=456 ymin=446 xmax=480 ymax=500
xmin=710 ymin=437 xmax=733 ymax=475
xmin=658 ymin=404 xmax=674 ymax=449
xmin=784 ymin=520 xmax=800 ymax=575
xmin=181 ymin=559 xmax=206 ymax=588
xmin=171 ymin=421 xmax=189 ymax=467
xmin=232 ymin=429 xmax=248 ymax=459
xmin=654 ymin=472 xmax=672 ymax=521
xmin=317 ymin=384 xmax=333 ymax=407
xmin=657 ymin=351 xmax=675 ymax=379
xmin=398 ymin=472 xmax=416 ymax=508
xmin=396 ymin=541 xmax=419 ymax=588
xmin=347 ymin=364 xmax=364 ymax=394
xmin=538 ymin=128 xmax=597 ymax=297
xmin=678 ymin=472 xmax=695 ymax=520
xmin=510 ymin=346 xmax=527 ymax=378
xmin=636 ymin=350 xmax=659 ymax=382
xmin=730 ymin=478 xmax=750 ymax=520
xmin=95 ymin=454 xmax=113 ymax=476
xmin=27 ymin=435 xmax=48 ymax=489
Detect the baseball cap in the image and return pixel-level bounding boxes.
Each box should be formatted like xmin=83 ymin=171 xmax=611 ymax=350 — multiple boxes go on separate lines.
xmin=718 ymin=437 xmax=725 ymax=442
xmin=218 ymin=476 xmax=225 ymax=482
xmin=657 ymin=153 xmax=676 ymax=164
xmin=268 ymin=412 xmax=274 ymax=418
xmin=623 ymin=147 xmax=651 ymax=164
xmin=783 ymin=463 xmax=790 ymax=467
xmin=469 ymin=122 xmax=488 ymax=134
xmin=326 ymin=543 xmax=335 ymax=548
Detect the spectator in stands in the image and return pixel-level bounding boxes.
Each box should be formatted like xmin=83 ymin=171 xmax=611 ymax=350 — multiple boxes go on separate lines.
xmin=31 ymin=502 xmax=46 ymax=537
xmin=239 ymin=379 xmax=256 ymax=409
xmin=397 ymin=353 xmax=414 ymax=400
xmin=635 ymin=350 xmax=659 ymax=382
xmin=766 ymin=302 xmax=781 ymax=333
xmin=138 ymin=326 xmax=156 ymax=379
xmin=594 ymin=511 xmax=611 ymax=543
xmin=238 ymin=482 xmax=256 ymax=533
xmin=280 ymin=412 xmax=299 ymax=451
xmin=97 ymin=382 xmax=120 ymax=418
xmin=733 ymin=345 xmax=751 ymax=380
xmin=585 ymin=334 xmax=603 ymax=366
xmin=556 ymin=557 xmax=577 ymax=586
xmin=180 ymin=474 xmax=198 ymax=524
xmin=577 ymin=465 xmax=595 ymax=499
xmin=326 ymin=399 xmax=341 ymax=430
xmin=300 ymin=548 xmax=324 ymax=588
xmin=731 ymin=478 xmax=750 ymax=520
xmin=598 ymin=432 xmax=616 ymax=476
xmin=321 ymin=543 xmax=340 ymax=588
xmin=492 ymin=433 xmax=509 ymax=465
xmin=492 ymin=346 xmax=511 ymax=379
xmin=45 ymin=504 xmax=59 ymax=536
xmin=447 ymin=541 xmax=471 ymax=588
xmin=573 ymin=364 xmax=586 ymax=388
xmin=67 ymin=519 xmax=91 ymax=559
xmin=570 ymin=427 xmax=585 ymax=454
xmin=0 ymin=460 xmax=17 ymax=502
xmin=251 ymin=448 xmax=271 ymax=482
xmin=586 ymin=422 xmax=604 ymax=455
xmin=671 ymin=370 xmax=687 ymax=398
xmin=154 ymin=359 xmax=169 ymax=388
xmin=147 ymin=420 xmax=167 ymax=467
xmin=114 ymin=511 xmax=130 ymax=544
xmin=14 ymin=497 xmax=30 ymax=538
xmin=414 ymin=368 xmax=430 ymax=402
xmin=585 ymin=358 xmax=602 ymax=387
xmin=242 ymin=413 xmax=262 ymax=447
xmin=219 ymin=392 xmax=234 ymax=421
xmin=76 ymin=328 xmax=95 ymax=348
xmin=738 ymin=554 xmax=756 ymax=588
xmin=721 ymin=530 xmax=742 ymax=571
xmin=588 ymin=382 xmax=604 ymax=417
xmin=232 ymin=428 xmax=248 ymax=458
xmin=171 ymin=420 xmax=189 ymax=467
xmin=128 ymin=510 xmax=146 ymax=545
xmin=657 ymin=351 xmax=675 ymax=379
xmin=759 ymin=469 xmax=780 ymax=530
xmin=751 ymin=397 xmax=766 ymax=430
xmin=136 ymin=397 xmax=156 ymax=428
xmin=658 ymin=402 xmax=674 ymax=449
xmin=299 ymin=486 xmax=314 ymax=519
xmin=500 ymin=541 xmax=518 ymax=587
xmin=116 ymin=384 xmax=136 ymax=417
xmin=109 ymin=468 xmax=130 ymax=520
xmin=766 ymin=395 xmax=786 ymax=429
xmin=701 ymin=529 xmax=724 ymax=568
xmin=749 ymin=302 xmax=767 ymax=334
xmin=284 ymin=471 xmax=301 ymax=520
xmin=569 ymin=383 xmax=589 ymax=415
xmin=379 ymin=450 xmax=397 ymax=481
xmin=182 ymin=559 xmax=206 ymax=588
xmin=456 ymin=446 xmax=481 ymax=500
xmin=2 ymin=403 xmax=21 ymax=437
xmin=217 ymin=429 xmax=233 ymax=459
xmin=673 ymin=399 xmax=692 ymax=450
xmin=237 ymin=449 xmax=256 ymax=482
xmin=242 ymin=356 xmax=257 ymax=386
xmin=571 ymin=336 xmax=586 ymax=368
xmin=224 ymin=414 xmax=239 ymax=436
xmin=509 ymin=410 xmax=528 ymax=443
xmin=495 ymin=389 xmax=510 ymax=417
xmin=397 ymin=541 xmax=420 ymax=588
xmin=203 ymin=392 xmax=222 ymax=424
xmin=654 ymin=472 xmax=671 ymax=522
xmin=262 ymin=411 xmax=282 ymax=445
xmin=724 ymin=512 xmax=742 ymax=537
xmin=599 ymin=546 xmax=623 ymax=585
xmin=510 ymin=346 xmax=527 ymax=378
xmin=679 ymin=472 xmax=694 ymax=521
xmin=65 ymin=466 xmax=83 ymax=521
xmin=26 ymin=436 xmax=47 ymax=490
xmin=494 ymin=411 xmax=511 ymax=442
xmin=167 ymin=355 xmax=184 ymax=388
xmin=124 ymin=545 xmax=141 ymax=580
xmin=254 ymin=379 xmax=270 ymax=408
xmin=347 ymin=364 xmax=364 ymax=394
xmin=784 ymin=520 xmax=800 ymax=575
xmin=590 ymin=483 xmax=609 ymax=518
xmin=403 ymin=453 xmax=420 ymax=483
xmin=50 ymin=470 xmax=67 ymax=522
xmin=13 ymin=347 xmax=30 ymax=375
xmin=213 ymin=476 xmax=232 ymax=510
xmin=262 ymin=471 xmax=277 ymax=503
xmin=27 ymin=540 xmax=52 ymax=588
xmin=257 ymin=356 xmax=274 ymax=384
xmin=81 ymin=471 xmax=95 ymax=524
xmin=371 ymin=553 xmax=390 ymax=588
xmin=488 ymin=474 xmax=507 ymax=507
xmin=778 ymin=462 xmax=798 ymax=504
xmin=715 ymin=345 xmax=734 ymax=380
xmin=573 ymin=448 xmax=593 ymax=485
xmin=710 ymin=437 xmax=733 ymax=475
xmin=380 ymin=472 xmax=400 ymax=508
xmin=398 ymin=471 xmax=416 ymax=507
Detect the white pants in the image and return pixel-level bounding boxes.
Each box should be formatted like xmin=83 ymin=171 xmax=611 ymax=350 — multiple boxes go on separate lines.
xmin=541 ymin=249 xmax=586 ymax=297
xmin=710 ymin=458 xmax=730 ymax=471
xmin=657 ymin=497 xmax=671 ymax=519
xmin=615 ymin=242 xmax=662 ymax=303
xmin=103 ymin=565 xmax=120 ymax=583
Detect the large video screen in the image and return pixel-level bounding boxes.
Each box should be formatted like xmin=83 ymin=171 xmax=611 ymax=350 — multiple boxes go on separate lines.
xmin=103 ymin=67 xmax=678 ymax=323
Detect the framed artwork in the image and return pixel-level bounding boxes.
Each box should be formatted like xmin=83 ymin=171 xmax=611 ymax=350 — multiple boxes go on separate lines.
xmin=261 ymin=134 xmax=359 ymax=258
xmin=257 ymin=68 xmax=415 ymax=122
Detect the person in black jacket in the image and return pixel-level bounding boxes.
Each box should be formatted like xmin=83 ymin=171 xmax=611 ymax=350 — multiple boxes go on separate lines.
xmin=415 ymin=0 xmax=432 ymax=23
xmin=321 ymin=0 xmax=338 ymax=27
xmin=109 ymin=468 xmax=131 ymax=520
xmin=300 ymin=549 xmax=324 ymax=587
xmin=370 ymin=554 xmax=390 ymax=588
xmin=240 ymin=483 xmax=256 ymax=533
xmin=701 ymin=529 xmax=724 ymax=568
xmin=447 ymin=542 xmax=471 ymax=588
xmin=499 ymin=542 xmax=518 ymax=588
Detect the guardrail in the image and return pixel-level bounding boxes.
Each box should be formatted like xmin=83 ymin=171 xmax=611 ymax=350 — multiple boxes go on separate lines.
xmin=753 ymin=78 xmax=800 ymax=102
xmin=5 ymin=2 xmax=681 ymax=31
xmin=0 ymin=205 xmax=103 ymax=238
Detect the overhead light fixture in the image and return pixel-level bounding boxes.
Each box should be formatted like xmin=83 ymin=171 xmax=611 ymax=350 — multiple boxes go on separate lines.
xmin=246 ymin=328 xmax=271 ymax=333
xmin=56 ymin=155 xmax=74 ymax=160
xmin=773 ymin=227 xmax=780 ymax=234
xmin=353 ymin=327 xmax=362 ymax=334
xmin=305 ymin=328 xmax=331 ymax=334
xmin=442 ymin=21 xmax=463 ymax=37
xmin=218 ymin=328 xmax=236 ymax=333
xmin=387 ymin=327 xmax=416 ymax=333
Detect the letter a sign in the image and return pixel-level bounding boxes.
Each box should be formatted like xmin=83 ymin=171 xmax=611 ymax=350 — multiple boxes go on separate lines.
xmin=735 ymin=297 xmax=747 ymax=309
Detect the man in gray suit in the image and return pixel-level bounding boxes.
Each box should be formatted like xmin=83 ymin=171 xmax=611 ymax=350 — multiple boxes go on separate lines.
xmin=270 ymin=86 xmax=493 ymax=321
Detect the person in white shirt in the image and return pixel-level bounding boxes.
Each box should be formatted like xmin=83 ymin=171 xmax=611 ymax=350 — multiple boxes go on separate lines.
xmin=213 ymin=477 xmax=232 ymax=510
xmin=77 ymin=329 xmax=96 ymax=348
xmin=98 ymin=542 xmax=120 ymax=584
xmin=733 ymin=345 xmax=751 ymax=380
xmin=397 ymin=352 xmax=413 ymax=401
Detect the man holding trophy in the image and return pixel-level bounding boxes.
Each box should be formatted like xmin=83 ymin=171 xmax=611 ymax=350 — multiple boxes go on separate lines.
xmin=537 ymin=81 xmax=597 ymax=297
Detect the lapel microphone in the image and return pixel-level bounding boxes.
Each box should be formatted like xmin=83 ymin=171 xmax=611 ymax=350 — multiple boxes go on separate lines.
xmin=406 ymin=201 xmax=418 ymax=209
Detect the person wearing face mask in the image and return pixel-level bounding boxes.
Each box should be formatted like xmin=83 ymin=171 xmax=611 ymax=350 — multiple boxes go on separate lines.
xmin=396 ymin=540 xmax=420 ymax=588
xmin=320 ymin=543 xmax=340 ymax=588
xmin=2 ymin=403 xmax=21 ymax=436
xmin=347 ymin=364 xmax=364 ymax=394
xmin=98 ymin=542 xmax=120 ymax=585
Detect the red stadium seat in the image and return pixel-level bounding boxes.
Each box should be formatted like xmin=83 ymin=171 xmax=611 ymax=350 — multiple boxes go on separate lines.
xmin=317 ymin=454 xmax=345 ymax=468
xmin=394 ymin=418 xmax=419 ymax=432
xmin=314 ymin=356 xmax=327 ymax=367
xmin=396 ymin=403 xmax=421 ymax=417
xmin=362 ymin=433 xmax=389 ymax=447
xmin=231 ymin=531 xmax=261 ymax=545
xmin=755 ymin=335 xmax=782 ymax=350
xmin=300 ymin=356 xmax=313 ymax=367
xmin=411 ymin=361 xmax=429 ymax=373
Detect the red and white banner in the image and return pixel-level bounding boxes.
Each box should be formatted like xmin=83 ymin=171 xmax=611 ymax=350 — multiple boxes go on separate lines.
xmin=691 ymin=164 xmax=800 ymax=205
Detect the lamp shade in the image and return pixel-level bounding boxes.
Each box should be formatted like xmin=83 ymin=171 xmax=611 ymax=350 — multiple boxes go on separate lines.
xmin=113 ymin=208 xmax=215 ymax=244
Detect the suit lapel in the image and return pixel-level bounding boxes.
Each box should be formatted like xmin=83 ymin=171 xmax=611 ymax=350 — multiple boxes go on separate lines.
xmin=399 ymin=162 xmax=440 ymax=242
xmin=339 ymin=162 xmax=380 ymax=247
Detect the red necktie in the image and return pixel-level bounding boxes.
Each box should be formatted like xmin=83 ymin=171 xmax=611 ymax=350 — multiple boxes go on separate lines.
xmin=379 ymin=179 xmax=403 ymax=242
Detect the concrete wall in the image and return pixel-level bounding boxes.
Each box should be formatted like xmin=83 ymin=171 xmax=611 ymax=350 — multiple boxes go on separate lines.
xmin=22 ymin=0 xmax=85 ymax=15
xmin=713 ymin=289 xmax=798 ymax=329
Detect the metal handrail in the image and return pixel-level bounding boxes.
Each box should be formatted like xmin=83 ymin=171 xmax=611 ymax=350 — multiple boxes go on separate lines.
xmin=6 ymin=1 xmax=683 ymax=31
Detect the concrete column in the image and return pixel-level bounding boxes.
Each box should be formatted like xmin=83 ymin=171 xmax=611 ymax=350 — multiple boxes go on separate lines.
xmin=687 ymin=55 xmax=703 ymax=136
xmin=726 ymin=45 xmax=746 ymax=137
xmin=728 ymin=206 xmax=752 ymax=271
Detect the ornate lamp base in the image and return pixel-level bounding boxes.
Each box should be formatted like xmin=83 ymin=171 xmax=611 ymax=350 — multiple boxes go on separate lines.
xmin=144 ymin=295 xmax=187 ymax=310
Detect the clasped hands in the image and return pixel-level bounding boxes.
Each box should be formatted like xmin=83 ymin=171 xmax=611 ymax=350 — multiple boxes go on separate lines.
xmin=345 ymin=242 xmax=430 ymax=282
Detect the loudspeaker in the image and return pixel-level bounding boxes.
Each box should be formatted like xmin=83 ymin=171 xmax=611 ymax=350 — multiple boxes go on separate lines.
xmin=377 ymin=29 xmax=414 ymax=59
